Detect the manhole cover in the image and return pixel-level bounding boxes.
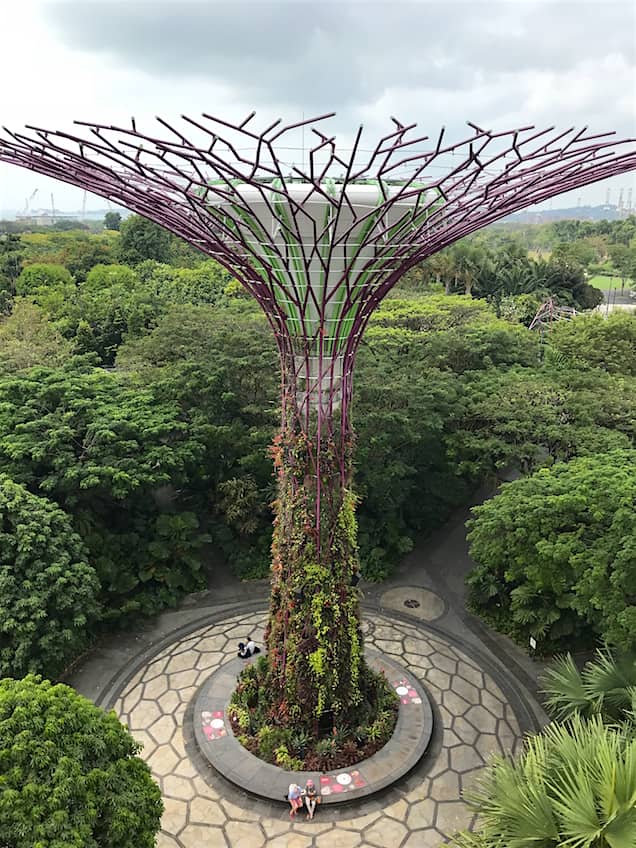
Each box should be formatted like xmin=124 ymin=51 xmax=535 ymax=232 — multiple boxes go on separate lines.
xmin=404 ymin=599 xmax=421 ymax=609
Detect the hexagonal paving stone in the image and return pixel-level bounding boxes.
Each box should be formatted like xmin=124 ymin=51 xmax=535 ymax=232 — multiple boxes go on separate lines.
xmin=425 ymin=668 xmax=451 ymax=690
xmin=315 ymin=829 xmax=360 ymax=848
xmin=163 ymin=652 xmax=196 ymax=675
xmin=435 ymin=800 xmax=475 ymax=835
xmin=168 ymin=668 xmax=199 ymax=689
xmin=365 ymin=818 xmax=408 ymax=847
xmin=222 ymin=800 xmax=261 ymax=823
xmin=161 ymin=774 xmax=196 ymax=801
xmin=452 ymin=676 xmax=481 ymax=704
xmin=148 ymin=714 xmax=177 ymax=745
xmin=406 ymin=798 xmax=437 ymax=830
xmin=225 ymin=821 xmax=266 ymax=848
xmin=147 ymin=745 xmax=181 ymax=777
xmin=161 ymin=797 xmax=188 ymax=834
xmin=464 ymin=704 xmax=498 ymax=733
xmin=449 ymin=744 xmax=485 ymax=774
xmin=128 ymin=699 xmax=162 ymax=730
xmin=180 ymin=824 xmax=228 ymax=847
xmin=157 ymin=690 xmax=181 ymax=713
xmin=383 ymin=799 xmax=408 ymax=821
xmin=142 ymin=675 xmax=169 ymax=700
xmin=189 ymin=796 xmax=227 ymax=826
xmin=428 ymin=769 xmax=461 ymax=802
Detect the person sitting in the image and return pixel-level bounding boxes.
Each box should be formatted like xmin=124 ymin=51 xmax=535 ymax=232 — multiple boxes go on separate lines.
xmin=287 ymin=783 xmax=303 ymax=818
xmin=237 ymin=642 xmax=249 ymax=658
xmin=245 ymin=635 xmax=261 ymax=656
xmin=303 ymin=778 xmax=319 ymax=820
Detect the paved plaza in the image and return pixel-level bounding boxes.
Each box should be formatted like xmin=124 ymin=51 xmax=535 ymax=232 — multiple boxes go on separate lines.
xmin=71 ymin=501 xmax=545 ymax=848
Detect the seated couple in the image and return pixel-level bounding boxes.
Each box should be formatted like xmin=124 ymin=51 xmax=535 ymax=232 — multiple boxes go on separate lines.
xmin=237 ymin=636 xmax=260 ymax=658
xmin=288 ymin=779 xmax=319 ymax=820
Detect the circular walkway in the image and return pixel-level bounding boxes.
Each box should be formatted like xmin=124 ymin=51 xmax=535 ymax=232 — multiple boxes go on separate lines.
xmin=109 ymin=606 xmax=525 ymax=848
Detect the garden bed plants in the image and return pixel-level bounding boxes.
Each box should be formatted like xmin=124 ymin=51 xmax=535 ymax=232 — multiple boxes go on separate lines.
xmin=228 ymin=655 xmax=399 ymax=771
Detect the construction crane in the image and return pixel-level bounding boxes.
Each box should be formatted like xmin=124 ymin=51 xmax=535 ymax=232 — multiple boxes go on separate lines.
xmin=22 ymin=188 xmax=38 ymax=215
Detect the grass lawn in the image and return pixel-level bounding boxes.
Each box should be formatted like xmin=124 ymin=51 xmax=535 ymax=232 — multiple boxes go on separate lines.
xmin=587 ymin=275 xmax=629 ymax=291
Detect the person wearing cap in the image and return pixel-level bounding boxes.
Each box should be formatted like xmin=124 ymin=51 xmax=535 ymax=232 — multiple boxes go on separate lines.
xmin=303 ymin=779 xmax=319 ymax=820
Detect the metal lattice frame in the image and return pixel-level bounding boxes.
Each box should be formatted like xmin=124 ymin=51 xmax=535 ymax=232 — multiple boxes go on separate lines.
xmin=2 ymin=114 xmax=635 ymax=556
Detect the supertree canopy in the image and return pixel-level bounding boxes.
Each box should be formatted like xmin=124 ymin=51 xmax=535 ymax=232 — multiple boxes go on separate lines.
xmin=2 ymin=113 xmax=634 ymax=738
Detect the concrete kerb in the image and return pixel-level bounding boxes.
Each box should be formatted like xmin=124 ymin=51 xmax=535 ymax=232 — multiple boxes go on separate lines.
xmin=192 ymin=649 xmax=434 ymax=806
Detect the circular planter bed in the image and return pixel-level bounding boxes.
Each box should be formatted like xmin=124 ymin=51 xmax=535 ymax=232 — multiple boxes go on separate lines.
xmin=192 ymin=649 xmax=433 ymax=805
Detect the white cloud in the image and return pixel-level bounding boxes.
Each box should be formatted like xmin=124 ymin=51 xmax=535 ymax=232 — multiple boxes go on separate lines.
xmin=1 ymin=0 xmax=634 ymax=214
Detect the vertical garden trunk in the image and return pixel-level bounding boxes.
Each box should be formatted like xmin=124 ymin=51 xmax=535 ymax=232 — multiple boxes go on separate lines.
xmin=263 ymin=352 xmax=367 ymax=732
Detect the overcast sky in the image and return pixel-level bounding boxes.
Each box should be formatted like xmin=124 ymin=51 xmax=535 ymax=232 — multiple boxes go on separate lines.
xmin=1 ymin=0 xmax=634 ymax=214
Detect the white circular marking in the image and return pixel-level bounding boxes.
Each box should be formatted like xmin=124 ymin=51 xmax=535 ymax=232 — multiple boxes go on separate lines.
xmin=337 ymin=773 xmax=352 ymax=785
xmin=211 ymin=718 xmax=224 ymax=729
xmin=396 ymin=685 xmax=409 ymax=696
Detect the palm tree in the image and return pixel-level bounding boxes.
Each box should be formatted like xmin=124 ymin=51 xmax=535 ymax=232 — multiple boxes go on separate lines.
xmin=452 ymin=714 xmax=636 ymax=848
xmin=540 ymin=648 xmax=636 ymax=727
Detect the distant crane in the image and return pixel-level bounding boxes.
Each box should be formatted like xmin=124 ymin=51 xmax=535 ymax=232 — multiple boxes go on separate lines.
xmin=50 ymin=192 xmax=55 ymax=221
xmin=22 ymin=188 xmax=38 ymax=215
xmin=81 ymin=190 xmax=87 ymax=221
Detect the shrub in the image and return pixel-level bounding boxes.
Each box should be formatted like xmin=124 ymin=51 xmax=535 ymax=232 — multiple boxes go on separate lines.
xmin=0 ymin=676 xmax=163 ymax=848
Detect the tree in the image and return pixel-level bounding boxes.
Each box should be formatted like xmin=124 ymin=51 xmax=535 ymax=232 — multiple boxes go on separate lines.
xmin=549 ymin=312 xmax=636 ymax=375
xmin=15 ymin=261 xmax=73 ymax=296
xmin=466 ymin=450 xmax=636 ymax=652
xmin=0 ymin=365 xmax=210 ymax=619
xmin=0 ymin=675 xmax=163 ymax=848
xmin=0 ymin=232 xmax=23 ymax=310
xmin=451 ymin=715 xmax=636 ymax=848
xmin=117 ymin=215 xmax=171 ymax=265
xmin=0 ymin=300 xmax=72 ymax=373
xmin=0 ymin=474 xmax=100 ymax=678
xmin=104 ymin=210 xmax=122 ymax=230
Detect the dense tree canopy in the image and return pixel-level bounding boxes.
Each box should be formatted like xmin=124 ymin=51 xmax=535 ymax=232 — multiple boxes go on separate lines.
xmin=466 ymin=450 xmax=636 ymax=652
xmin=0 ymin=218 xmax=633 ymax=675
xmin=0 ymin=365 xmax=209 ymax=617
xmin=0 ymin=675 xmax=163 ymax=848
xmin=0 ymin=475 xmax=100 ymax=678
xmin=116 ymin=215 xmax=172 ymax=265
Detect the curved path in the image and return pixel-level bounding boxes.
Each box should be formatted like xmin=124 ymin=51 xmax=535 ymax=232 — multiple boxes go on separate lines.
xmin=96 ymin=602 xmax=528 ymax=848
xmin=69 ymin=497 xmax=547 ymax=848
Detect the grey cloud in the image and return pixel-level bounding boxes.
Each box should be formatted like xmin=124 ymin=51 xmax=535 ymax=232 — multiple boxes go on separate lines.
xmin=43 ymin=1 xmax=635 ymax=114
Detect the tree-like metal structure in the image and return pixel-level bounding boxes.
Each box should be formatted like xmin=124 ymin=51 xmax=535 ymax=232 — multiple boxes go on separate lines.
xmin=2 ymin=114 xmax=635 ymax=730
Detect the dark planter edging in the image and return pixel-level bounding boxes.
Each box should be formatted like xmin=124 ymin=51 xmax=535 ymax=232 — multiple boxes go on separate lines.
xmin=192 ymin=649 xmax=434 ymax=805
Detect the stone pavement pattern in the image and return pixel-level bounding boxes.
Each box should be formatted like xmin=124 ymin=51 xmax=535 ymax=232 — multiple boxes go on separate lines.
xmin=114 ymin=608 xmax=522 ymax=848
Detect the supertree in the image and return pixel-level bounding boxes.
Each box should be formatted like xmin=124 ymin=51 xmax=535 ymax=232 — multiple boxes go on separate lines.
xmin=2 ymin=114 xmax=634 ymax=737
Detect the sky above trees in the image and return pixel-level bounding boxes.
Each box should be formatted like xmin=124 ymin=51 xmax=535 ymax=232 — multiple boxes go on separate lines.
xmin=0 ymin=0 xmax=634 ymax=212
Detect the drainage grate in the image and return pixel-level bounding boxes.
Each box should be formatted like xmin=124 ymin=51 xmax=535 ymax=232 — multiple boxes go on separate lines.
xmin=404 ymin=599 xmax=421 ymax=609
